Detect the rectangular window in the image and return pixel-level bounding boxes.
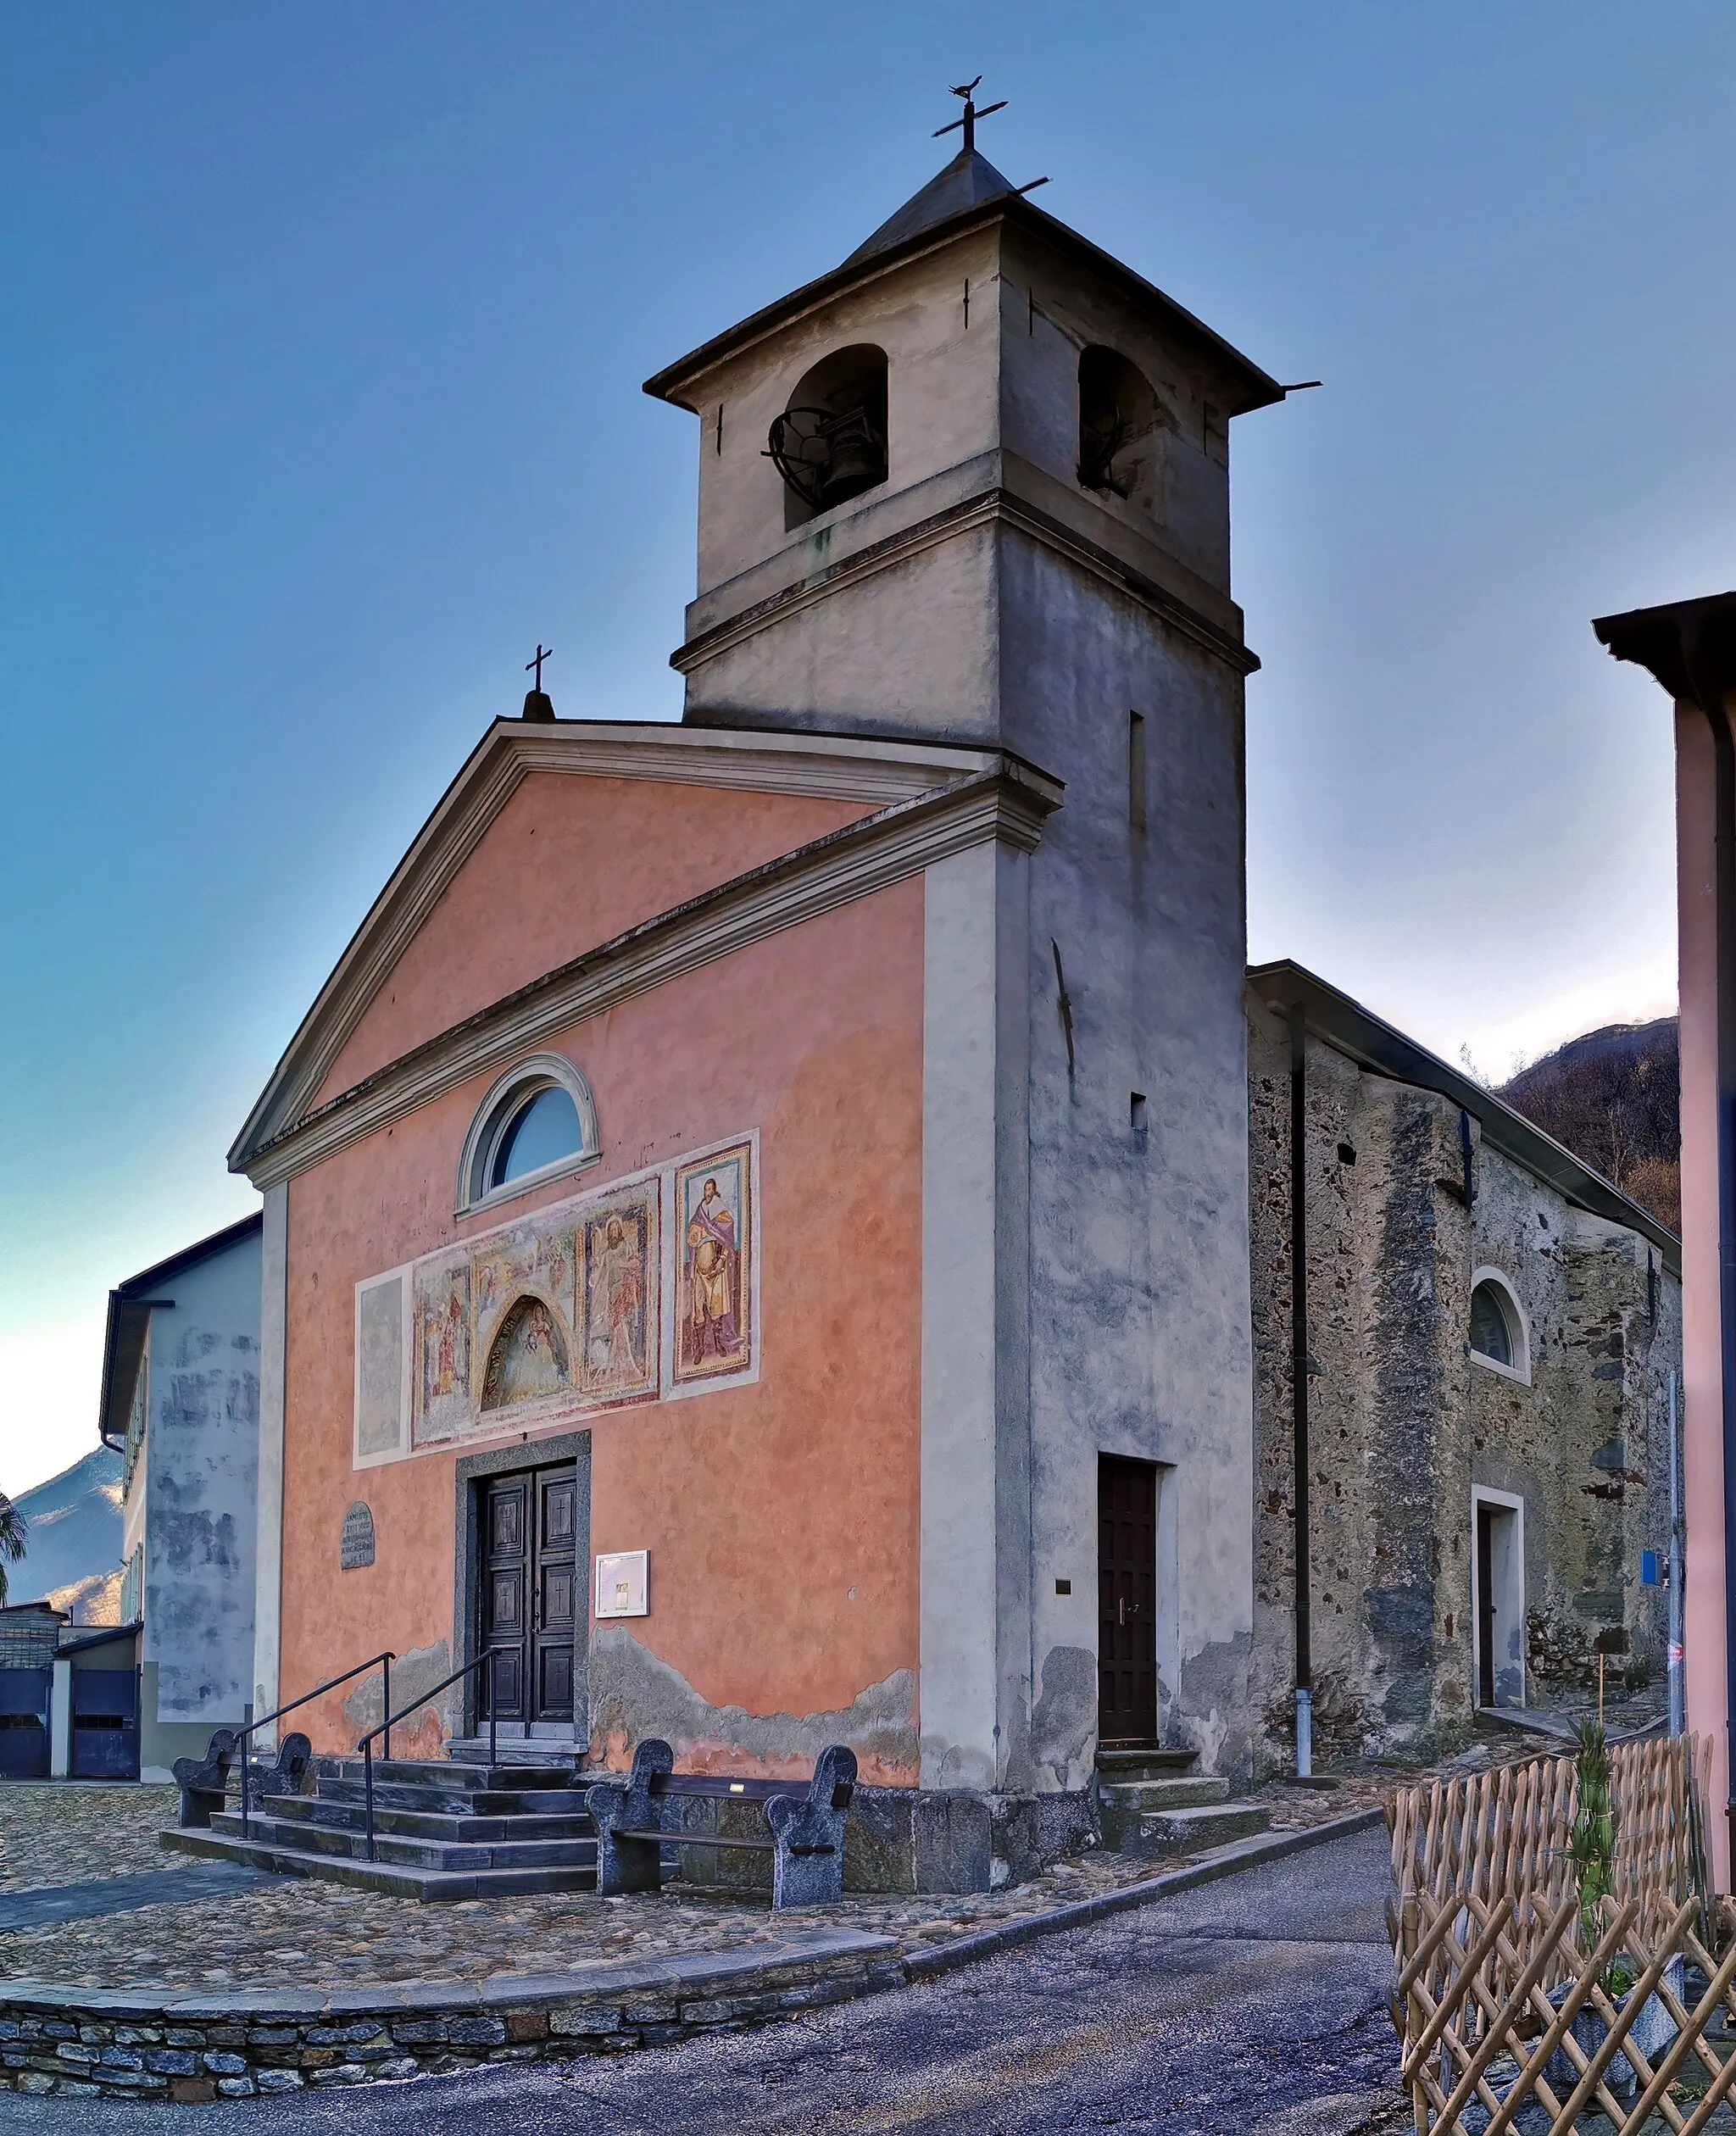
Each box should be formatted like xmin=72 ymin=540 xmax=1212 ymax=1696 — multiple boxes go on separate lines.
xmin=1131 ymin=1092 xmax=1149 ymax=1136
xmin=1128 ymin=711 xmax=1147 ymax=831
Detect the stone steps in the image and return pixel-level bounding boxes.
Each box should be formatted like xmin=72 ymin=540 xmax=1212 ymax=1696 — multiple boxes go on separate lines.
xmin=1095 ymin=1746 xmax=1201 ymax=1782
xmin=444 ymin=1734 xmax=586 ymax=1768
xmin=1098 ymin=1795 xmax=1271 ymax=1858
xmin=160 ymin=1822 xmax=600 ymax=1900
xmin=314 ymin=1776 xmax=595 ymax=1817
xmin=1098 ymin=1775 xmax=1232 ymax=1813
xmin=203 ymin=1806 xmax=599 ymax=1873
xmin=317 ymin=1756 xmax=576 ymax=1792
xmin=269 ymin=1794 xmax=595 ymax=1844
xmin=160 ymin=1751 xmax=603 ymax=1901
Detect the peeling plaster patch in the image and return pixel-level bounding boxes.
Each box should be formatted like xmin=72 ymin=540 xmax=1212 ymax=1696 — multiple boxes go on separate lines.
xmin=589 ymin=1625 xmax=916 ymax=1783
xmin=1176 ymin=1632 xmax=1252 ymax=1777
xmin=343 ymin=1641 xmax=451 ymax=1743
xmin=1029 ymin=1645 xmax=1096 ymax=1789
xmin=921 ymin=1733 xmax=996 ymax=1792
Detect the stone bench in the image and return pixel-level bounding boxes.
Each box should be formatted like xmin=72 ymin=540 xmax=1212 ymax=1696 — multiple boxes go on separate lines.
xmin=586 ymin=1740 xmax=857 ymax=1908
xmin=172 ymin=1729 xmax=312 ymax=1827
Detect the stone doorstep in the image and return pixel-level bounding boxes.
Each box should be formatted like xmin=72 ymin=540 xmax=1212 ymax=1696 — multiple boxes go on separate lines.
xmin=0 ymin=1808 xmax=1385 ymax=2102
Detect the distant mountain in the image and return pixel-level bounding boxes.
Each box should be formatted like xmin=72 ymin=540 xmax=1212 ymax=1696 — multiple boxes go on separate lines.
xmin=1500 ymin=1015 xmax=1680 ymax=1232
xmin=44 ymin=1568 xmax=124 ymax=1626
xmin=9 ymin=1446 xmax=123 ymax=1618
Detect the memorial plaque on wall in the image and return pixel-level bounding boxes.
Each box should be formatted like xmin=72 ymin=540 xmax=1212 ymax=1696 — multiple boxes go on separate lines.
xmin=340 ymin=1501 xmax=376 ymax=1571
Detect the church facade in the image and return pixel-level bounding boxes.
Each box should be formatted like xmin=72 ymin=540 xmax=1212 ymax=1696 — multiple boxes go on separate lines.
xmin=232 ymin=135 xmax=1288 ymax=1861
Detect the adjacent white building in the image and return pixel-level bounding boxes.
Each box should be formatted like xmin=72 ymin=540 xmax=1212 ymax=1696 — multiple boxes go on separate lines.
xmin=98 ymin=1214 xmax=262 ymax=1778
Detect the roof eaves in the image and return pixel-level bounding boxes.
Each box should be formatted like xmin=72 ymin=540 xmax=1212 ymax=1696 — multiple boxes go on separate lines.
xmin=98 ymin=1211 xmax=265 ymax=1448
xmin=643 ymin=190 xmax=1284 ymax=416
xmin=58 ymin=1621 xmax=142 ymax=1657
xmin=1248 ymin=959 xmax=1682 ymax=1272
xmin=1594 ymin=587 xmax=1736 ymax=707
xmin=114 ymin=1212 xmax=264 ymax=1301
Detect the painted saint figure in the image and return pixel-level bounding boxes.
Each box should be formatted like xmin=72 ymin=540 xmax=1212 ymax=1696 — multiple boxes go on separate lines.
xmin=587 ymin=1211 xmax=645 ymax=1390
xmin=432 ymin=1286 xmax=465 ymax=1399
xmin=683 ymin=1176 xmax=740 ymax=1368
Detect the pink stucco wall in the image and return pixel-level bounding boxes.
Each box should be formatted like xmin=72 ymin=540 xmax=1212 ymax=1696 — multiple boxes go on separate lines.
xmin=314 ymin=771 xmax=875 ymax=1104
xmin=1678 ymin=703 xmax=1728 ymax=1887
xmin=275 ymin=769 xmax=926 ymax=1781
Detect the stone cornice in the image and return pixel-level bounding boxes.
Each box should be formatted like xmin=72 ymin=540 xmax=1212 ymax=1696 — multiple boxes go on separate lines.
xmin=671 ymin=487 xmax=1260 ymax=681
xmin=236 ymin=760 xmax=1062 ymax=1190
xmin=228 ymin=720 xmax=1010 ymax=1178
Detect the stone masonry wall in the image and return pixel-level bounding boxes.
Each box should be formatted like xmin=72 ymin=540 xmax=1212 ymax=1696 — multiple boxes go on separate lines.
xmin=1247 ymin=997 xmax=1682 ymax=1776
xmin=0 ymin=1933 xmax=904 ymax=2101
xmin=1469 ymin=1146 xmax=1681 ymax=1699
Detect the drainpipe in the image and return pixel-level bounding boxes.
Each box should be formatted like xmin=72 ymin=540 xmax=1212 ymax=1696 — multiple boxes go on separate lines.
xmin=1289 ymin=1004 xmax=1312 ymax=1777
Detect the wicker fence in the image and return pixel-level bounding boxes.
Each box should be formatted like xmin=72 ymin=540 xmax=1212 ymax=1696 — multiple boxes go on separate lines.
xmin=1387 ymin=1736 xmax=1736 ymax=2133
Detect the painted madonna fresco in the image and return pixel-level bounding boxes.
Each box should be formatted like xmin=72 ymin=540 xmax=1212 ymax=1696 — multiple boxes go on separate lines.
xmin=366 ymin=1138 xmax=754 ymax=1462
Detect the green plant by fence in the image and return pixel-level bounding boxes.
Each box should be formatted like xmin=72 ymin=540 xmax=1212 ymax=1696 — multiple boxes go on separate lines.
xmin=1388 ymin=1735 xmax=1731 ymax=2133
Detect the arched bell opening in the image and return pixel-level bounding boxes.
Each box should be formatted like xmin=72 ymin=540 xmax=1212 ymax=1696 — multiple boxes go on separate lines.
xmin=768 ymin=344 xmax=889 ymax=530
xmin=1077 ymin=346 xmax=1169 ymax=514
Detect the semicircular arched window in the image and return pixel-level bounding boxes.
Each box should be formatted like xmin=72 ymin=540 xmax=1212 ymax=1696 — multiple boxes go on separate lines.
xmin=1469 ymin=1271 xmax=1528 ymax=1381
xmin=491 ymin=1085 xmax=582 ymax=1189
xmin=456 ymin=1054 xmax=600 ymax=1215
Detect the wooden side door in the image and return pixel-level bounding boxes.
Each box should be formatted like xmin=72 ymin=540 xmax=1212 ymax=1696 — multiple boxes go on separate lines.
xmin=1098 ymin=1455 xmax=1158 ymax=1745
xmin=531 ymin=1468 xmax=576 ymax=1725
xmin=480 ymin=1474 xmax=531 ymax=1724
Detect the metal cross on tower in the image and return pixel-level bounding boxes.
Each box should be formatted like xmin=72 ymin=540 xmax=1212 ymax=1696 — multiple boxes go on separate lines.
xmin=526 ymin=643 xmax=553 ymax=690
xmin=934 ymin=76 xmax=1007 ymax=154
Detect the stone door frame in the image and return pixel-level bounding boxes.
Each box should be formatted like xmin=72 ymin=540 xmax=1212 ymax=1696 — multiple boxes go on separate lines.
xmin=1471 ymin=1482 xmax=1527 ymax=1710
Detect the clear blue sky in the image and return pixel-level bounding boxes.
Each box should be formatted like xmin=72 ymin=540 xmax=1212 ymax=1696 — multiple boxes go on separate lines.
xmin=4 ymin=2 xmax=1733 ymax=1492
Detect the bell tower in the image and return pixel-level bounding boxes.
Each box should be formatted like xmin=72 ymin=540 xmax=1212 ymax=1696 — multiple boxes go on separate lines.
xmin=648 ymin=106 xmax=1292 ymax=1789
xmin=643 ymin=103 xmax=1286 ymax=767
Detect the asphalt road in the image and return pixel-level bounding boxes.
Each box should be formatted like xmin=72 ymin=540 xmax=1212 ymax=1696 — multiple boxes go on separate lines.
xmin=3 ymin=1827 xmax=1408 ymax=2135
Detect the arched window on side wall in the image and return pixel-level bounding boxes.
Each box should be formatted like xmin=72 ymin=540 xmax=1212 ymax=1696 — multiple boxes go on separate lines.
xmin=1469 ymin=1271 xmax=1529 ymax=1382
xmin=456 ymin=1054 xmax=600 ymax=1215
xmin=767 ymin=344 xmax=888 ymax=530
xmin=1077 ymin=346 xmax=1171 ymax=516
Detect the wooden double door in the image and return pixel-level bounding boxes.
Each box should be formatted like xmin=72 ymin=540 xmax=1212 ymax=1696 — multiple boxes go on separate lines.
xmin=1098 ymin=1455 xmax=1159 ymax=1745
xmin=478 ymin=1465 xmax=577 ymax=1729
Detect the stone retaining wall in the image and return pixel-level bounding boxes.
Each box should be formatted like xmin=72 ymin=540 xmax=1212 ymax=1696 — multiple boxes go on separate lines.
xmin=0 ymin=1929 xmax=903 ymax=2100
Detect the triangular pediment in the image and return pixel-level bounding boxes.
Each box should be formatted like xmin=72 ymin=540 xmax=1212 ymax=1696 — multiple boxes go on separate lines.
xmin=227 ymin=720 xmax=988 ymax=1179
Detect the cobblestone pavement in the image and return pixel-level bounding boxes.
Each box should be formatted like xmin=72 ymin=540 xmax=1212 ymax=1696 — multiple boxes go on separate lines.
xmin=0 ymin=1829 xmax=1411 ymax=2135
xmin=0 ymin=1787 xmax=183 ymax=1892
xmin=0 ymin=1736 xmax=1550 ymax=1996
xmin=0 ymin=1787 xmax=1384 ymax=1994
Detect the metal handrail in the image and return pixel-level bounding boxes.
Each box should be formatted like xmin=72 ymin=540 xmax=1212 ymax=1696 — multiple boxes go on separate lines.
xmin=355 ymin=1647 xmax=507 ymax=1862
xmin=234 ymin=1650 xmax=396 ymax=1838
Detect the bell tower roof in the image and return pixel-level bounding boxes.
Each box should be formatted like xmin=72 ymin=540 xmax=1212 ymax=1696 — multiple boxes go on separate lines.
xmin=643 ymin=149 xmax=1283 ymax=419
xmin=842 ymin=145 xmax=1021 ymax=267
